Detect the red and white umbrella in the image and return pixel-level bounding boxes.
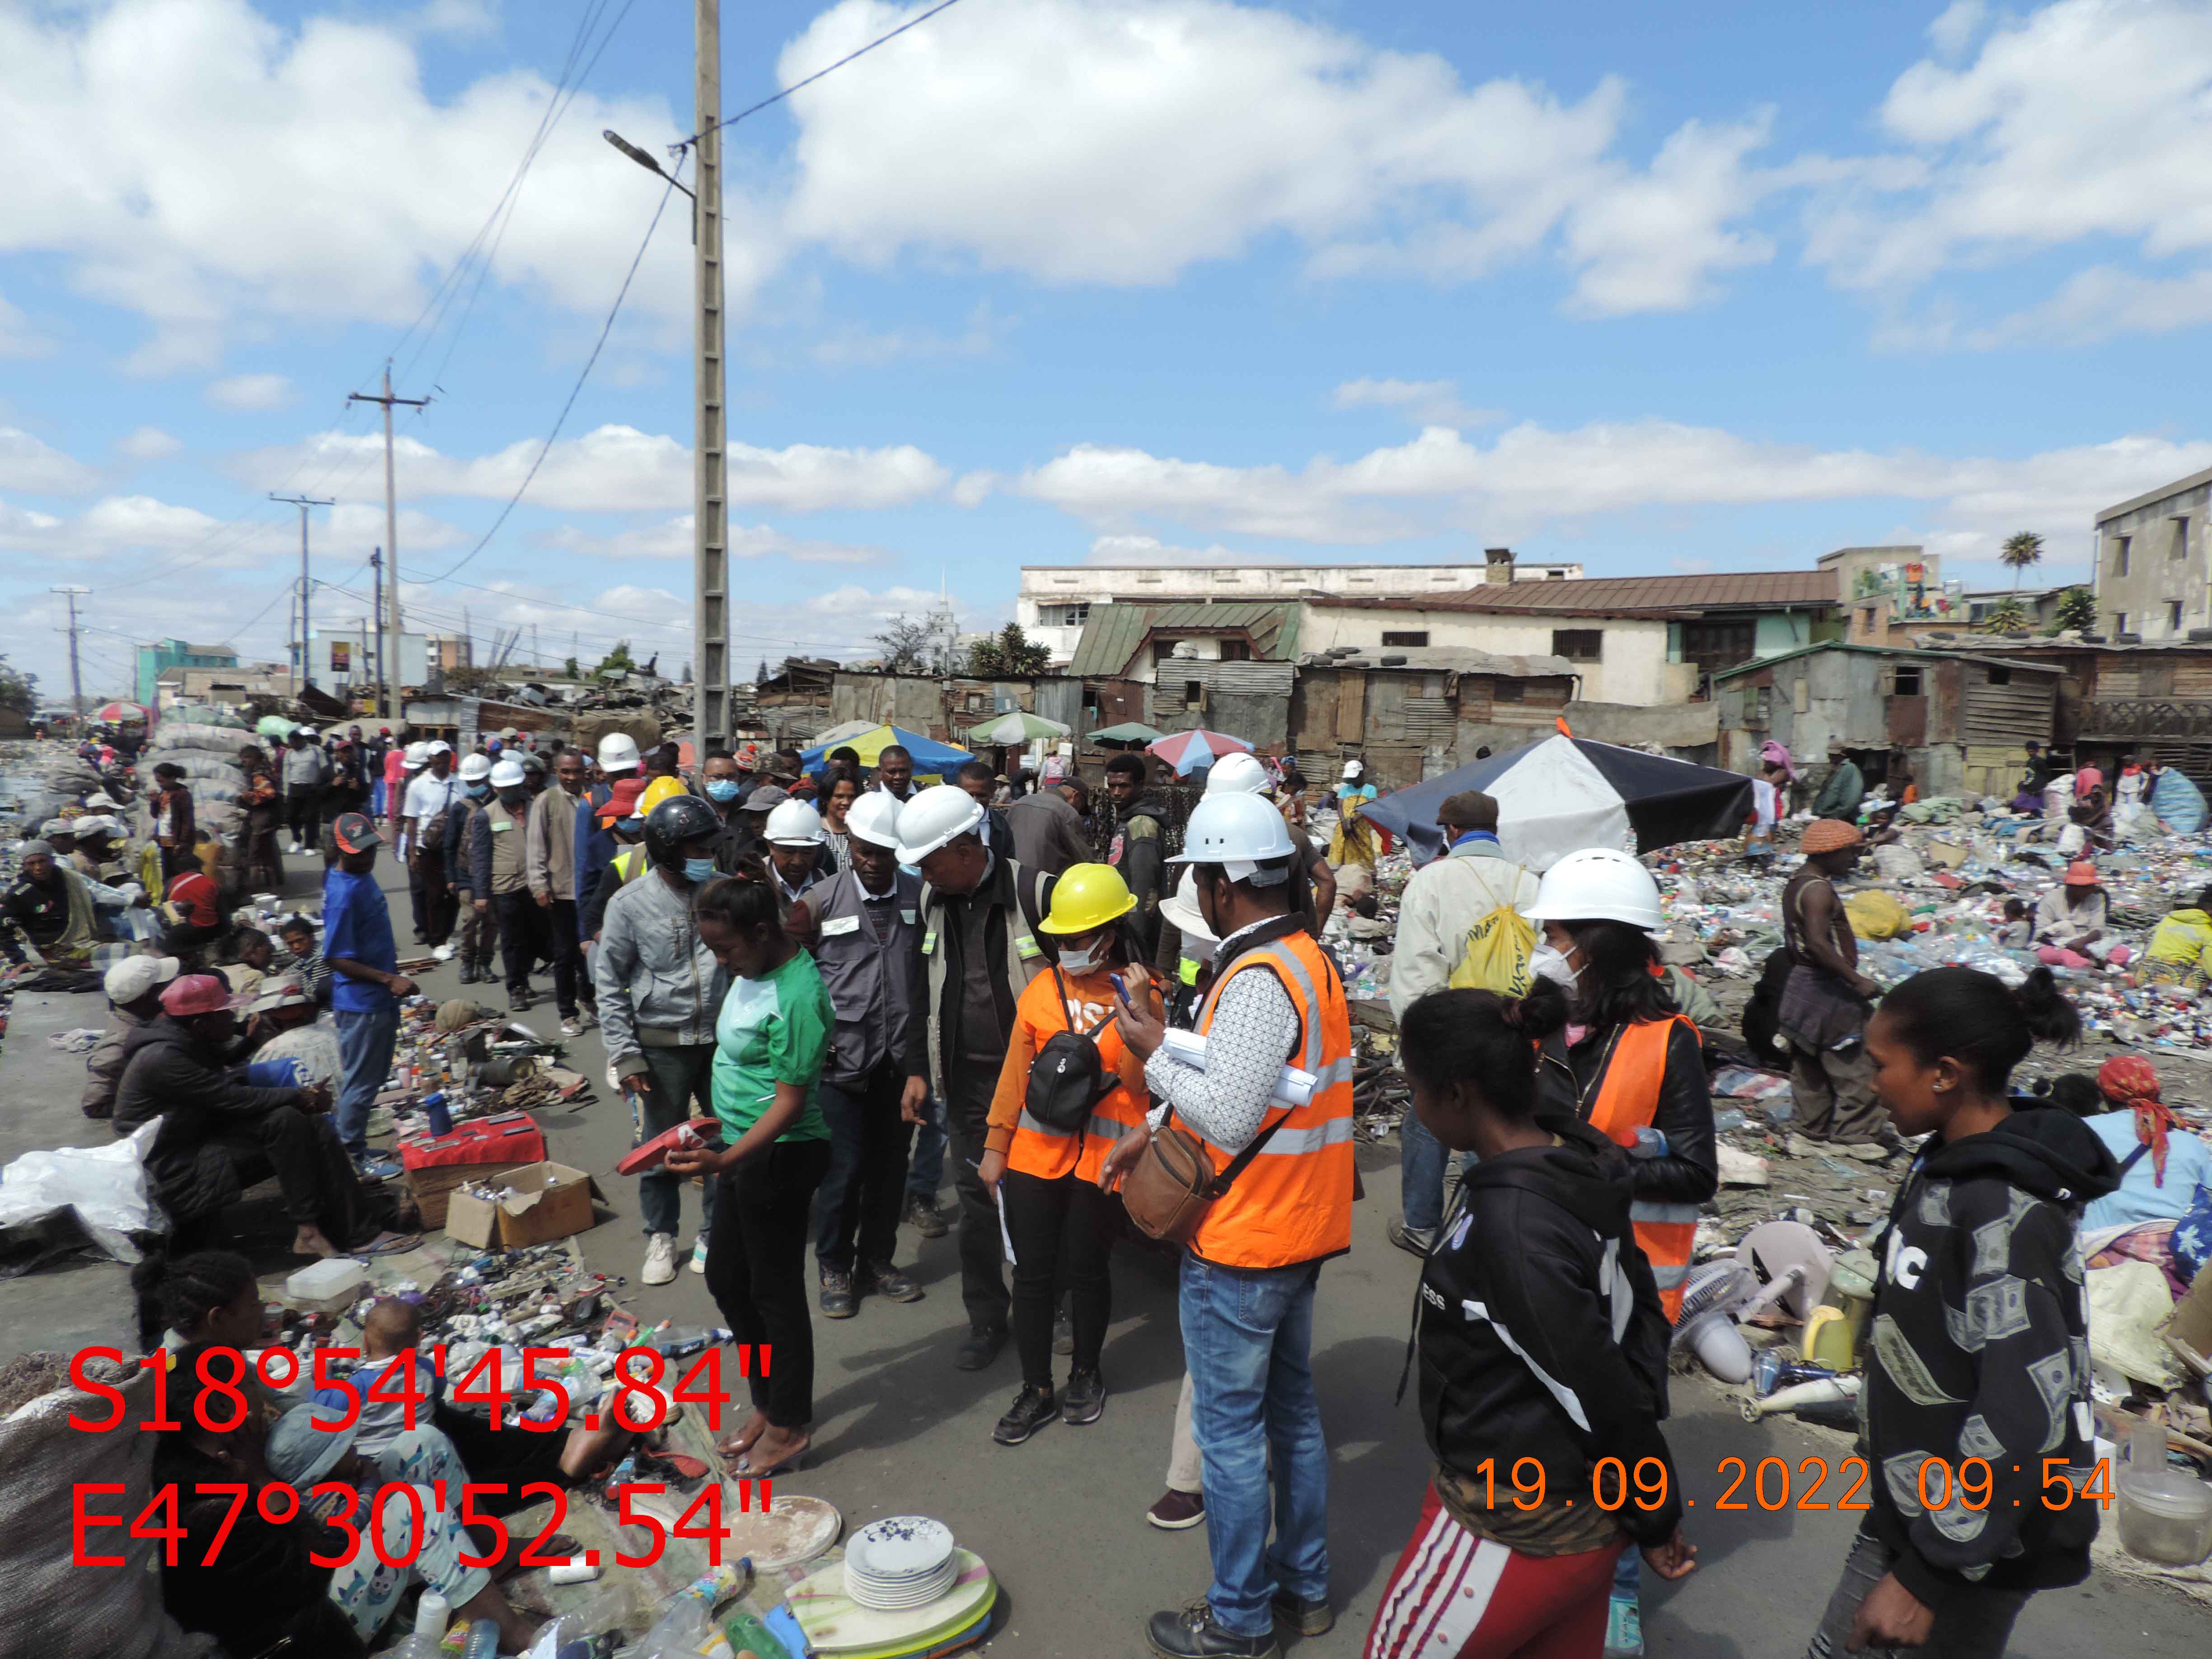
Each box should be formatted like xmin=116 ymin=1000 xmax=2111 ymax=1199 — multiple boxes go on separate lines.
xmin=1146 ymin=728 xmax=1253 ymax=775
xmin=89 ymin=701 xmax=150 ymax=723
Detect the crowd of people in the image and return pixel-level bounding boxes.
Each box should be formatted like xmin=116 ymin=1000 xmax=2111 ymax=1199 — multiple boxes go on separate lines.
xmin=21 ymin=716 xmax=2197 ymax=1659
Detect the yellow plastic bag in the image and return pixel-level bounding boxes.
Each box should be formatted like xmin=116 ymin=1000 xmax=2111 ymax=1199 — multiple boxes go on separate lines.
xmin=1448 ymin=863 xmax=1535 ymax=995
xmin=1843 ymin=890 xmax=1912 ymax=941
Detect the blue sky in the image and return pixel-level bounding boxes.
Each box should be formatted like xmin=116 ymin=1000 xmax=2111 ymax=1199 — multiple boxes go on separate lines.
xmin=5 ymin=0 xmax=2212 ymax=698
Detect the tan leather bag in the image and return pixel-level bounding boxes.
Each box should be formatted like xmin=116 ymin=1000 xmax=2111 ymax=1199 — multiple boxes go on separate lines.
xmin=1120 ymin=1106 xmax=1291 ymax=1245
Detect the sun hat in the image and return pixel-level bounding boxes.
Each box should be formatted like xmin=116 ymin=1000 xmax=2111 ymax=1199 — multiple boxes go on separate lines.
xmin=2063 ymin=860 xmax=2101 ymax=886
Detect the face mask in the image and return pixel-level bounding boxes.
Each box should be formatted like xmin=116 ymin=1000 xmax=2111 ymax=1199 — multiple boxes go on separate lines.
xmin=1058 ymin=939 xmax=1109 ymax=975
xmin=682 ymin=856 xmax=718 ymax=884
xmin=704 ymin=779 xmax=742 ymax=802
xmin=1528 ymin=943 xmax=1580 ymax=994
xmin=498 ymin=789 xmax=530 ymax=810
xmin=467 ymin=783 xmax=490 ymax=800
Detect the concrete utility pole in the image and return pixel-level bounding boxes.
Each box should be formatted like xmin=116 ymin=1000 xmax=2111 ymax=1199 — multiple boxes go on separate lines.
xmin=349 ymin=365 xmax=430 ymax=726
xmin=270 ymin=492 xmax=334 ymax=688
xmin=694 ymin=0 xmax=729 ymax=753
xmin=49 ymin=585 xmax=89 ymax=712
xmin=371 ymin=547 xmax=385 ymax=723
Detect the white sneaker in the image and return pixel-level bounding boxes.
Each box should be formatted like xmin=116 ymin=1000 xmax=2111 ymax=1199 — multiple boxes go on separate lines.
xmin=690 ymin=1236 xmax=709 ymax=1275
xmin=642 ymin=1233 xmax=678 ymax=1285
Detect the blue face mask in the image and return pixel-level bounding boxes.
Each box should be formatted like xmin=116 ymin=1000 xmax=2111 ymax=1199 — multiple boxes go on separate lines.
xmin=683 ymin=856 xmax=718 ymax=884
xmin=703 ymin=779 xmax=742 ymax=802
xmin=468 ymin=783 xmax=490 ymax=799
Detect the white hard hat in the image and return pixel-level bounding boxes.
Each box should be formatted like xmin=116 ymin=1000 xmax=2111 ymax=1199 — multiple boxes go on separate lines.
xmin=894 ymin=783 xmax=985 ymax=864
xmin=846 ymin=791 xmax=902 ymax=851
xmin=766 ymin=799 xmax=825 ymax=847
xmin=402 ymin=741 xmax=429 ymax=769
xmin=597 ymin=732 xmax=641 ymax=772
xmin=425 ymin=740 xmax=453 ymax=756
xmin=459 ymin=753 xmax=493 ymax=783
xmin=1171 ymin=791 xmax=1297 ymax=882
xmin=1523 ymin=847 xmax=1664 ymax=932
xmin=489 ymin=758 xmax=527 ymax=789
xmin=1204 ymin=752 xmax=1272 ymax=797
xmin=1158 ymin=869 xmax=1216 ymax=944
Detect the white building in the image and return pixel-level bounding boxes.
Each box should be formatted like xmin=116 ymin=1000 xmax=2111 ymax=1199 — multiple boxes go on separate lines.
xmin=307 ymin=625 xmax=429 ymax=692
xmin=1018 ymin=550 xmax=1583 ymax=662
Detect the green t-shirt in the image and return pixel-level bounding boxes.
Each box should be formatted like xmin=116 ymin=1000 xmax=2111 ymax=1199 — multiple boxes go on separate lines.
xmin=710 ymin=950 xmax=834 ymax=1144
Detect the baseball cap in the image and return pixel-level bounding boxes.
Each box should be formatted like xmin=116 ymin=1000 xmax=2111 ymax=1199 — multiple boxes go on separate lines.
xmin=331 ymin=811 xmax=382 ymax=854
xmin=425 ymin=740 xmax=453 ymax=757
xmin=743 ymin=784 xmax=790 ymax=812
xmin=160 ymin=974 xmax=237 ymax=1017
xmin=104 ymin=955 xmax=181 ymax=1004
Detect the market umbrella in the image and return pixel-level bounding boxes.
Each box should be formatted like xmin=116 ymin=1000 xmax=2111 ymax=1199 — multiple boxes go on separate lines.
xmin=967 ymin=710 xmax=1070 ymax=746
xmin=808 ymin=717 xmax=883 ymax=749
xmin=89 ymin=701 xmax=150 ymax=724
xmin=1359 ymin=733 xmax=1753 ymax=871
xmin=1147 ymin=728 xmax=1253 ymax=775
xmin=1087 ymin=721 xmax=1167 ymax=747
xmin=797 ymin=723 xmax=971 ymax=780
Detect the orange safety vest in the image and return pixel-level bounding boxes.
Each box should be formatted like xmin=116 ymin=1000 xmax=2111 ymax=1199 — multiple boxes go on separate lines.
xmin=1188 ymin=932 xmax=1356 ymax=1270
xmin=1006 ymin=970 xmax=1152 ymax=1186
xmin=1582 ymin=1015 xmax=1701 ymax=1321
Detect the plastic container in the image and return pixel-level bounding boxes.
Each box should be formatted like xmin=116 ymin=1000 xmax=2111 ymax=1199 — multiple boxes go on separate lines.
xmin=285 ymin=1257 xmax=367 ymax=1312
xmin=2116 ymin=1422 xmax=2212 ymax=1566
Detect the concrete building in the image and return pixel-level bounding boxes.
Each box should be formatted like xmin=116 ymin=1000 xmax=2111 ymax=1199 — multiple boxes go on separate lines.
xmin=2094 ymin=464 xmax=2212 ymax=642
xmin=1017 ymin=550 xmax=1583 ymax=662
xmin=1711 ymin=642 xmax=2060 ymax=799
xmin=1820 ymin=545 xmax=1960 ymax=631
xmin=1298 ymin=567 xmax=1840 ymax=705
xmin=136 ymin=638 xmax=238 ymax=706
xmin=152 ymin=662 xmax=299 ymax=709
xmin=305 ymin=626 xmax=429 ymax=693
xmin=426 ymin=633 xmax=474 ymax=674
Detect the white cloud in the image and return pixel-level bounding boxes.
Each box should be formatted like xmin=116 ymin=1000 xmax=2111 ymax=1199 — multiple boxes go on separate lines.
xmin=1927 ymin=0 xmax=1990 ymax=58
xmin=0 ymin=291 xmax=56 ymax=359
xmin=545 ymin=514 xmax=890 ymax=564
xmin=1329 ymin=379 xmax=1500 ymax=428
xmin=206 ymin=372 xmax=295 ymax=410
xmin=1933 ymin=264 xmax=2212 ymax=347
xmin=811 ymin=300 xmax=1008 ymax=367
xmin=117 ymin=426 xmax=184 ymax=461
xmin=0 ymin=0 xmax=760 ymax=368
xmin=0 ymin=427 xmax=101 ymax=494
xmin=1561 ymin=113 xmax=1778 ymax=315
xmin=995 ymin=419 xmax=2212 ymax=560
xmin=234 ymin=424 xmax=951 ymax=514
xmin=779 ymin=0 xmax=1771 ymax=314
xmin=0 ymin=488 xmax=464 ymax=569
xmin=1085 ymin=533 xmax=1261 ymax=567
xmin=1808 ymin=0 xmax=2212 ymax=294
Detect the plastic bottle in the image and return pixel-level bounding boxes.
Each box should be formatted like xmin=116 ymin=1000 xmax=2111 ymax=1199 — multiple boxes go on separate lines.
xmin=462 ymin=1619 xmax=501 ymax=1659
xmin=387 ymin=1591 xmax=450 ymax=1659
xmin=1629 ymin=1126 xmax=1669 ymax=1159
xmin=1711 ymin=1108 xmax=1746 ymax=1134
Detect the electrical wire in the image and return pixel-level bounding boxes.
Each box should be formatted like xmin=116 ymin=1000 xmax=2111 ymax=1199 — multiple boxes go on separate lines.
xmin=689 ymin=0 xmax=968 ymax=146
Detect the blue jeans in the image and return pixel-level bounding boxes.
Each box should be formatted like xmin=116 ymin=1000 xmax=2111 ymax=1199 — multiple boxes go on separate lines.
xmin=1179 ymin=1254 xmax=1330 ymax=1638
xmin=333 ymin=998 xmax=401 ymax=1159
xmin=904 ymin=1092 xmax=946 ymax=1201
xmin=1399 ymin=1111 xmax=1462 ymax=1233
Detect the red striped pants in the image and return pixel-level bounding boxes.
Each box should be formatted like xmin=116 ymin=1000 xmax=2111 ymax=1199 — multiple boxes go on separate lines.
xmin=1364 ymin=1483 xmax=1625 ymax=1659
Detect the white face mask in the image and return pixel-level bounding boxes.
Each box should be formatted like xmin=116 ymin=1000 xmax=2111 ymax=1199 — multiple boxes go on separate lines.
xmin=1058 ymin=939 xmax=1109 ymax=975
xmin=1528 ymin=943 xmax=1580 ymax=994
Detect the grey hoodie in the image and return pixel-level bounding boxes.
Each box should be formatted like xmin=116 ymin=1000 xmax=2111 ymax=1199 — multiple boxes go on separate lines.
xmin=591 ymin=866 xmax=727 ymax=1077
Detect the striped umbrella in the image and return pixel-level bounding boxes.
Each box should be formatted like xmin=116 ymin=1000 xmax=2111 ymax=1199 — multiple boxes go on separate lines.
xmin=1146 ymin=728 xmax=1253 ymax=775
xmin=967 ymin=710 xmax=1070 ymax=746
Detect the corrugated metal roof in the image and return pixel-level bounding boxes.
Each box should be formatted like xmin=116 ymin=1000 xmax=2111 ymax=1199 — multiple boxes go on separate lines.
xmin=1299 ymin=648 xmax=1577 ymax=679
xmin=1325 ymin=569 xmax=1838 ymax=615
xmin=1066 ymin=602 xmax=1300 ymax=677
xmin=1708 ymin=642 xmax=2066 ymax=681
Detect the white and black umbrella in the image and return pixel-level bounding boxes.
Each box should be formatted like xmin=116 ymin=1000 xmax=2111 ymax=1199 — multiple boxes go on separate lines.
xmin=1359 ymin=733 xmax=1753 ymax=870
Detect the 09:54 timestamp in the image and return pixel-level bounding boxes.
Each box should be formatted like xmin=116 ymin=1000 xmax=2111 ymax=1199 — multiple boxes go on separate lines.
xmin=1465 ymin=1455 xmax=2117 ymax=1514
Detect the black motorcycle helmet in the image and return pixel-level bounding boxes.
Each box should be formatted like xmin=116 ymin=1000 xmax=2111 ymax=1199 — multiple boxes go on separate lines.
xmin=643 ymin=794 xmax=722 ymax=872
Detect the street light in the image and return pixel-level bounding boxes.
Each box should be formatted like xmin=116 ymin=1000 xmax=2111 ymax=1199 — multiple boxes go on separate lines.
xmin=602 ymin=129 xmax=696 ymax=200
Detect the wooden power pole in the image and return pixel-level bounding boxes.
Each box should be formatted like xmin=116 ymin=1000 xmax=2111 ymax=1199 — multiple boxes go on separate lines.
xmin=694 ymin=0 xmax=729 ymax=753
xmin=350 ymin=366 xmax=429 ymax=725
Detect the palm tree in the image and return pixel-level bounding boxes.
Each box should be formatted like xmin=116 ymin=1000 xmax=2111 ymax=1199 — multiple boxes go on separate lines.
xmin=2000 ymin=531 xmax=2044 ymax=590
xmin=1980 ymin=595 xmax=2029 ymax=633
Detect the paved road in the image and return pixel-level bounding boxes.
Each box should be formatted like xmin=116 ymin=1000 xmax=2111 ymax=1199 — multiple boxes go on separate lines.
xmin=1 ymin=847 xmax=2199 ymax=1655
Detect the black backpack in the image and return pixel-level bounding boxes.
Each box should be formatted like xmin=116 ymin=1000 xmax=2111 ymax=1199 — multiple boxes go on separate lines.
xmin=1024 ymin=965 xmax=1115 ymax=1133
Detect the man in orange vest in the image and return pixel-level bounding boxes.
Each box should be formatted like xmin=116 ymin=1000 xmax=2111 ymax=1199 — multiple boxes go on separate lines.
xmin=1107 ymin=792 xmax=1354 ymax=1659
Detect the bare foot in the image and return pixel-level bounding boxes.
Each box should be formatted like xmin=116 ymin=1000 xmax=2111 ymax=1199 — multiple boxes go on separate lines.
xmin=717 ymin=1409 xmax=770 ymax=1462
xmin=737 ymin=1424 xmax=809 ymax=1476
xmin=291 ymin=1224 xmax=342 ymax=1258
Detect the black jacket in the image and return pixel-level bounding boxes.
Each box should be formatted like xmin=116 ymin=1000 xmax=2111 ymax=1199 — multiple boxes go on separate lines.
xmin=1862 ymin=1108 xmax=2119 ymax=1609
xmin=1534 ymin=1017 xmax=1718 ymax=1207
xmin=1414 ymin=1117 xmax=1682 ymax=1546
xmin=1110 ymin=790 xmax=1172 ymax=956
xmin=112 ymin=1017 xmax=305 ymax=1219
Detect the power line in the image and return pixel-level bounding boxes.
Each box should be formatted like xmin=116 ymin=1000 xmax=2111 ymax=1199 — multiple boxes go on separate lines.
xmin=417 ymin=168 xmax=683 ymax=585
xmin=688 ymin=0 xmax=967 ymax=146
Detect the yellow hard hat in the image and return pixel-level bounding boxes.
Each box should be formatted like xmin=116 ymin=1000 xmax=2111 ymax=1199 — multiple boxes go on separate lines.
xmin=1040 ymin=862 xmax=1136 ymax=935
xmin=640 ymin=776 xmax=690 ymax=815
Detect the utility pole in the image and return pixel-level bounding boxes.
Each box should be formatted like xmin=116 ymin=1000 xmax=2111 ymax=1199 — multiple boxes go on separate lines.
xmin=270 ymin=492 xmax=333 ymax=689
xmin=694 ymin=0 xmax=729 ymax=753
xmin=49 ymin=585 xmax=89 ymax=712
xmin=531 ymin=622 xmax=541 ymax=674
xmin=349 ymin=365 xmax=429 ymax=726
xmin=370 ymin=548 xmax=385 ymax=725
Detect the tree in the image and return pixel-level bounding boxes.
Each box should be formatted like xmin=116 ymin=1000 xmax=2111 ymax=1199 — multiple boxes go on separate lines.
xmin=968 ymin=622 xmax=1051 ymax=678
xmin=562 ymin=656 xmax=581 ymax=679
xmin=1979 ymin=595 xmax=2029 ymax=633
xmin=0 ymin=651 xmax=34 ymax=717
xmin=2000 ymin=531 xmax=2044 ymax=589
xmin=2051 ymin=586 xmax=2097 ymax=633
xmin=756 ymin=658 xmax=769 ymax=685
xmin=872 ymin=615 xmax=937 ymax=674
xmin=593 ymin=641 xmax=637 ymax=681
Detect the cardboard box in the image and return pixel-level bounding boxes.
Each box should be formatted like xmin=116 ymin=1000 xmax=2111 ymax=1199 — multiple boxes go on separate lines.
xmin=401 ymin=1112 xmax=547 ymax=1230
xmin=445 ymin=1161 xmax=595 ymax=1249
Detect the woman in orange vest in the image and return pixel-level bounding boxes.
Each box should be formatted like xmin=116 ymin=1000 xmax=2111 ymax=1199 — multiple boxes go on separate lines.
xmin=978 ymin=863 xmax=1161 ymax=1448
xmin=1523 ymin=846 xmax=1716 ymax=1658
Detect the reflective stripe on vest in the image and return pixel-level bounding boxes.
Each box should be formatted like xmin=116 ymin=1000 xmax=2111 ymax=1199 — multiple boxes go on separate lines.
xmin=1585 ymin=1016 xmax=1701 ymax=1319
xmin=1188 ymin=933 xmax=1355 ymax=1270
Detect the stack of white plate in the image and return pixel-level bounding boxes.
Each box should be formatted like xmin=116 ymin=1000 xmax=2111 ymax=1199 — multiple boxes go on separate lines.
xmin=842 ymin=1516 xmax=958 ymax=1611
